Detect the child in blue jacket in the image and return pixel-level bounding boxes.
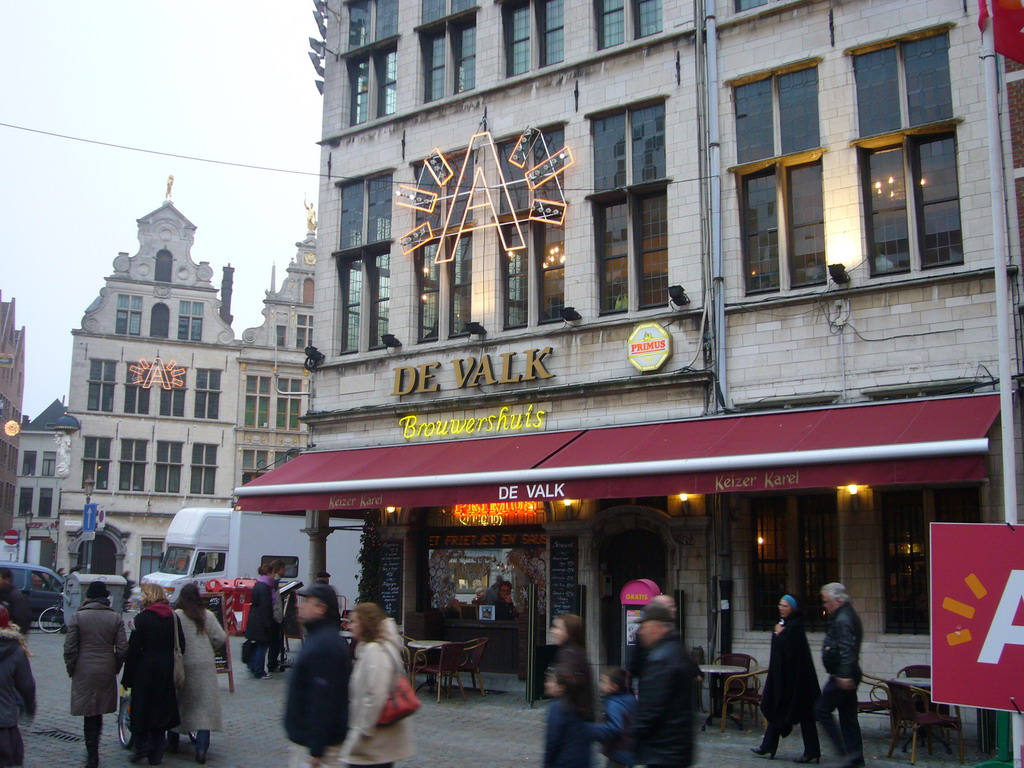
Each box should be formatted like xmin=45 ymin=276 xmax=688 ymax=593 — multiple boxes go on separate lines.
xmin=544 ymin=669 xmax=594 ymax=768
xmin=588 ymin=667 xmax=635 ymax=768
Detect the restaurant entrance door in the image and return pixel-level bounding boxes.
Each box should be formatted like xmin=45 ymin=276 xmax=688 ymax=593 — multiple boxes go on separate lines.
xmin=600 ymin=527 xmax=665 ymax=666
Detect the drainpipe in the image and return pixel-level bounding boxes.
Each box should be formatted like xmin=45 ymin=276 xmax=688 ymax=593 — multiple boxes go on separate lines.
xmin=705 ymin=0 xmax=727 ymax=411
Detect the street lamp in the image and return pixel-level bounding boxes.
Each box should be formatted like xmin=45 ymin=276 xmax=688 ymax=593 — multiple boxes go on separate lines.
xmin=82 ymin=476 xmax=94 ymax=573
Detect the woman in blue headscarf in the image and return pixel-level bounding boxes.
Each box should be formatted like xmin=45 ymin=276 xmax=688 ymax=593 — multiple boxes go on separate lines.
xmin=750 ymin=594 xmax=822 ymax=763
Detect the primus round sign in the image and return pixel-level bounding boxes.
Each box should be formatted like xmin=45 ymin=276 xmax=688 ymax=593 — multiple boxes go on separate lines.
xmin=627 ymin=322 xmax=672 ymax=372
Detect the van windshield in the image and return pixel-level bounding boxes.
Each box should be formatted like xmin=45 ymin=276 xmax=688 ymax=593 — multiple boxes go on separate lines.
xmin=159 ymin=546 xmax=194 ymax=576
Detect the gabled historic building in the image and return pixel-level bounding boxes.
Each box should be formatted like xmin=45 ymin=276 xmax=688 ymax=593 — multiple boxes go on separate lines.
xmin=61 ymin=201 xmax=314 ymax=577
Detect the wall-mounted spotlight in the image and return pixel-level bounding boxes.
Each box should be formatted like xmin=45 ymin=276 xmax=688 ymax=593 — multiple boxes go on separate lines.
xmin=307 ymin=50 xmax=325 ymax=77
xmin=303 ymin=345 xmax=326 ymax=371
xmin=314 ymin=80 xmax=324 ymax=95
xmin=381 ymin=334 xmax=402 ymax=348
xmin=847 ymin=483 xmax=860 ymax=511
xmin=562 ymin=498 xmax=574 ymax=519
xmin=668 ymin=285 xmax=690 ymax=308
xmin=465 ymin=321 xmax=487 ymax=336
xmin=828 ymin=263 xmax=851 ymax=285
xmin=560 ymin=306 xmax=582 ymax=323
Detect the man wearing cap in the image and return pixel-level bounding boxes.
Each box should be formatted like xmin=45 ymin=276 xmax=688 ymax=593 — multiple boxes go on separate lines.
xmin=64 ymin=580 xmax=128 ymax=768
xmin=284 ymin=583 xmax=350 ymax=767
xmin=633 ymin=601 xmax=700 ymax=768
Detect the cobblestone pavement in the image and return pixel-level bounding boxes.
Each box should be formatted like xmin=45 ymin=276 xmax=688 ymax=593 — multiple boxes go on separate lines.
xmin=20 ymin=631 xmax=981 ymax=767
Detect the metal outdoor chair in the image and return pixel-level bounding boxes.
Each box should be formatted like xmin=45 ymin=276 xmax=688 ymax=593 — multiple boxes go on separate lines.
xmin=457 ymin=637 xmax=489 ymax=694
xmin=857 ymin=673 xmax=892 ymax=717
xmin=720 ymin=669 xmax=767 ymax=732
xmin=896 ymin=664 xmax=932 ymax=679
xmin=886 ymin=680 xmax=963 ymax=765
xmin=412 ymin=642 xmax=467 ymax=703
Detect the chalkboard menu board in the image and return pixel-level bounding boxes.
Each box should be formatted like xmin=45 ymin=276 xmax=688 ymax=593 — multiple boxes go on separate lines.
xmin=379 ymin=540 xmax=403 ymax=620
xmin=549 ymin=537 xmax=577 ymax=618
xmin=201 ymin=593 xmax=230 ymax=673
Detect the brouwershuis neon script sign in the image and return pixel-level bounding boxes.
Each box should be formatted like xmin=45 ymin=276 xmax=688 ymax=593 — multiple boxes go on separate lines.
xmin=397 ymin=127 xmax=574 ymax=261
xmin=129 ymin=357 xmax=186 ymax=389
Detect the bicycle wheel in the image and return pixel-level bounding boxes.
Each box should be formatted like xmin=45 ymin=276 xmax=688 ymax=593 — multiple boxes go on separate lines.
xmin=37 ymin=605 xmax=64 ymax=634
xmin=118 ymin=694 xmax=132 ymax=749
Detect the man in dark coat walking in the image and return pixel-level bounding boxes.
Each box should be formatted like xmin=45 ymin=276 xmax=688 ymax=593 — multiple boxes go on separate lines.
xmin=815 ymin=582 xmax=864 ymax=768
xmin=244 ymin=564 xmax=275 ymax=679
xmin=633 ymin=602 xmax=700 ymax=768
xmin=284 ymin=583 xmax=350 ymax=767
xmin=0 ymin=570 xmax=31 ymax=635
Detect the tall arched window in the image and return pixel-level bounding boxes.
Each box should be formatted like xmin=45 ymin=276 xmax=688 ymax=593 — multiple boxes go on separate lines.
xmin=155 ymin=250 xmax=173 ymax=282
xmin=150 ymin=303 xmax=170 ymax=338
xmin=302 ymin=278 xmax=315 ymax=304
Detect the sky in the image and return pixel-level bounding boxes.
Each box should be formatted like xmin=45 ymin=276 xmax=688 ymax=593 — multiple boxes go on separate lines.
xmin=1 ymin=2 xmax=324 ymax=421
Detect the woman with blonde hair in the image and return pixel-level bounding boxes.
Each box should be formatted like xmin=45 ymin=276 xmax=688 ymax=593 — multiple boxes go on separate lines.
xmin=122 ymin=583 xmax=184 ymax=765
xmin=340 ymin=602 xmax=415 ymax=767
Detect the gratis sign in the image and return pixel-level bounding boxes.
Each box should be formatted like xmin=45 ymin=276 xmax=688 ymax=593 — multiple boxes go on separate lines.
xmin=930 ymin=523 xmax=1024 ymax=711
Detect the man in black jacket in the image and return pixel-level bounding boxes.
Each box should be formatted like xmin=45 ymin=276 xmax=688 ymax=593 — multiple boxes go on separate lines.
xmin=814 ymin=582 xmax=864 ymax=768
xmin=284 ymin=583 xmax=350 ymax=768
xmin=633 ymin=602 xmax=700 ymax=768
xmin=0 ymin=569 xmax=31 ymax=635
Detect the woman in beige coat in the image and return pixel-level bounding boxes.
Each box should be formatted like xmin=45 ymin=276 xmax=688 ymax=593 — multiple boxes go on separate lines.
xmin=64 ymin=580 xmax=128 ymax=768
xmin=340 ymin=603 xmax=414 ymax=767
xmin=167 ymin=584 xmax=225 ymax=764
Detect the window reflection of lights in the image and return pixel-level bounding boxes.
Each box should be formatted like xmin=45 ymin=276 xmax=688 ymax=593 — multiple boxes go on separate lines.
xmin=543 ymin=245 xmax=565 ymax=269
xmin=757 ymin=536 xmax=765 ymax=546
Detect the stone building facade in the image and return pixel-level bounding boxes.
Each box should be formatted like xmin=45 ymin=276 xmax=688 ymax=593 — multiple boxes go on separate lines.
xmin=0 ymin=293 xmax=26 ymax=534
xmin=60 ymin=201 xmax=314 ymax=578
xmin=239 ymin=0 xmax=1022 ymax=686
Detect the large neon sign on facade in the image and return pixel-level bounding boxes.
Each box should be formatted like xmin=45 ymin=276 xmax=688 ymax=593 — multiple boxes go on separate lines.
xmin=397 ymin=126 xmax=574 ymax=261
xmin=129 ymin=357 xmax=186 ymax=389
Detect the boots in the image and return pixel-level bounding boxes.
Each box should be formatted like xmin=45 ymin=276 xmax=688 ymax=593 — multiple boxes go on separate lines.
xmin=83 ymin=715 xmax=102 ymax=768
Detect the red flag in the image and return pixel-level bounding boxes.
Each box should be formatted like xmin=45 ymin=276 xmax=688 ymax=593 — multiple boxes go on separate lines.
xmin=980 ymin=0 xmax=990 ymax=31
xmin=991 ymin=0 xmax=1024 ymax=64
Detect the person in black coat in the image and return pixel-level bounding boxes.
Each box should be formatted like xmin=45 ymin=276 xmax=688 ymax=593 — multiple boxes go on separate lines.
xmin=122 ymin=583 xmax=183 ymax=766
xmin=244 ymin=565 xmax=275 ymax=679
xmin=550 ymin=613 xmax=595 ymax=722
xmin=751 ymin=595 xmax=821 ymax=762
xmin=284 ymin=583 xmax=350 ymax=766
xmin=632 ymin=603 xmax=700 ymax=768
xmin=0 ymin=570 xmax=31 ymax=636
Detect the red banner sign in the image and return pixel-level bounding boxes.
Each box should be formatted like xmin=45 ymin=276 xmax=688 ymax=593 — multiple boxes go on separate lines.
xmin=931 ymin=523 xmax=1024 ymax=711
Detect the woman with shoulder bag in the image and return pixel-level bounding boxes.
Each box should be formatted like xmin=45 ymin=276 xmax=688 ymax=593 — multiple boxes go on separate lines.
xmin=167 ymin=584 xmax=225 ymax=764
xmin=64 ymin=580 xmax=128 ymax=768
xmin=122 ymin=583 xmax=184 ymax=766
xmin=340 ymin=603 xmax=415 ymax=768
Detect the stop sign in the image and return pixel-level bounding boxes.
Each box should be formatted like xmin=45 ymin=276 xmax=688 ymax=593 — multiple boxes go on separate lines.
xmin=2 ymin=530 xmax=19 ymax=546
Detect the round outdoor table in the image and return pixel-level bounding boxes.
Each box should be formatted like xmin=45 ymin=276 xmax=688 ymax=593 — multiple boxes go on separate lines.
xmin=898 ymin=677 xmax=931 ymax=688
xmin=699 ymin=664 xmax=748 ymax=730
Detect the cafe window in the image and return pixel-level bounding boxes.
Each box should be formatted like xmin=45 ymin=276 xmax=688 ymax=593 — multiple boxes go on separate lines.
xmin=425 ymin=519 xmax=548 ymax=613
xmin=881 ymin=487 xmax=978 ymax=634
xmin=750 ymin=493 xmax=837 ymax=631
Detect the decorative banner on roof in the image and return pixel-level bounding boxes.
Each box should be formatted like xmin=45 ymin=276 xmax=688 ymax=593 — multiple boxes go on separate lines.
xmin=398 ymin=126 xmax=574 ymax=261
xmin=130 ymin=357 xmax=186 ymax=389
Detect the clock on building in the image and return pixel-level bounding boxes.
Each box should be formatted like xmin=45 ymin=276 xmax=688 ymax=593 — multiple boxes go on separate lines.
xmin=304 ymin=252 xmax=317 ymax=265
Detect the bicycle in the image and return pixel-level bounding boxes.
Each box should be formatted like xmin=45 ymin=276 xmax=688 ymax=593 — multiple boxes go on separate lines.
xmin=117 ymin=686 xmax=132 ymax=749
xmin=37 ymin=602 xmax=65 ymax=634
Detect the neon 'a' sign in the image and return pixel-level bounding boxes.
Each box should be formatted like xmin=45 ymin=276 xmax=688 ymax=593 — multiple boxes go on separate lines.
xmin=129 ymin=357 xmax=186 ymax=389
xmin=397 ymin=126 xmax=574 ymax=262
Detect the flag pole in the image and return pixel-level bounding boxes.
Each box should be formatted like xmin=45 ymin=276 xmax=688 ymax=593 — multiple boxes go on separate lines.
xmin=981 ymin=2 xmax=1023 ymax=764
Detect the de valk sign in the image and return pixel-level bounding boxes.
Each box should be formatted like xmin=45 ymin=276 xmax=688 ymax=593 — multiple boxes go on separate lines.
xmin=931 ymin=523 xmax=1024 ymax=711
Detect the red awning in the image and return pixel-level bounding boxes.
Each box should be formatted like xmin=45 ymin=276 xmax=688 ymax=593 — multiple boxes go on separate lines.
xmin=236 ymin=394 xmax=1000 ymax=513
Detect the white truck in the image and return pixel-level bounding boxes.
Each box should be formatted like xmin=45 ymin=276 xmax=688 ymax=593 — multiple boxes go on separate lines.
xmin=142 ymin=507 xmax=360 ymax=605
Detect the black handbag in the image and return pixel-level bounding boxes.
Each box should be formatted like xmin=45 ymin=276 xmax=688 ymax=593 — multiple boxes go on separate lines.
xmin=241 ymin=639 xmax=255 ymax=664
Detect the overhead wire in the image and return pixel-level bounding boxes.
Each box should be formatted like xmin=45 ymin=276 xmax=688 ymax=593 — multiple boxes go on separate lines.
xmin=0 ymin=119 xmax=720 ymax=192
